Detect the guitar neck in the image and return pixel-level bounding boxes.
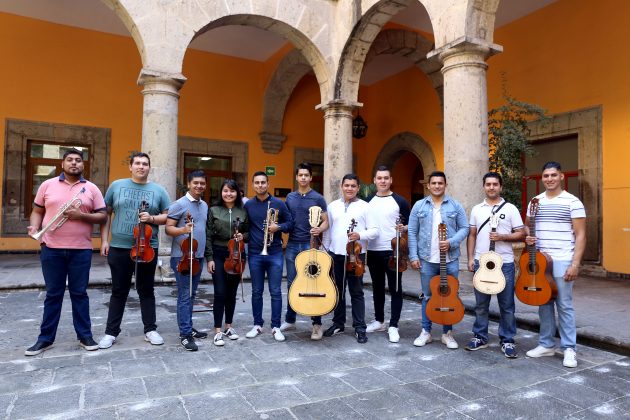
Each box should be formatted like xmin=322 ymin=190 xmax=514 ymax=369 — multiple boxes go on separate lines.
xmin=489 ymin=227 xmax=496 ymax=252
xmin=528 ymin=214 xmax=537 ymax=264
xmin=440 ymin=248 xmax=447 ymax=285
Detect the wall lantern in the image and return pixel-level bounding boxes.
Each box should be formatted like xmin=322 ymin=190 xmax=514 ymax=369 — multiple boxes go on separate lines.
xmin=352 ymin=113 xmax=368 ymax=139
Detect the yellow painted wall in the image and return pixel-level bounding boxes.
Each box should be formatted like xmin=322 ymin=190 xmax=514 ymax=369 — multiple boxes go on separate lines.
xmin=488 ymin=0 xmax=630 ymax=273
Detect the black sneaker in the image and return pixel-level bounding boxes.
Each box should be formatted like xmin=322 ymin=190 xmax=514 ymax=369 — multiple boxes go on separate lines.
xmin=25 ymin=341 xmax=53 ymax=356
xmin=79 ymin=337 xmax=99 ymax=351
xmin=356 ymin=331 xmax=368 ymax=344
xmin=191 ymin=328 xmax=208 ymax=339
xmin=502 ymin=342 xmax=518 ymax=359
xmin=323 ymin=325 xmax=344 ymax=337
xmin=180 ymin=336 xmax=198 ymax=352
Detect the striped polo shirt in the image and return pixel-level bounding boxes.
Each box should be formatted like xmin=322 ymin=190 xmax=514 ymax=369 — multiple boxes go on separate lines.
xmin=527 ymin=190 xmax=586 ymax=261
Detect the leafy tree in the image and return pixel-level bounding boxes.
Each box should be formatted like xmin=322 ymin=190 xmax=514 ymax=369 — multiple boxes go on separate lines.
xmin=488 ymin=95 xmax=548 ymax=212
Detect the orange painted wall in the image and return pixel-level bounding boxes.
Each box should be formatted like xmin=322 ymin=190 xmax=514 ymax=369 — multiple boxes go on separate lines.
xmin=357 ymin=65 xmax=444 ymax=182
xmin=0 ymin=12 xmax=324 ymax=251
xmin=488 ymin=0 xmax=630 ymax=273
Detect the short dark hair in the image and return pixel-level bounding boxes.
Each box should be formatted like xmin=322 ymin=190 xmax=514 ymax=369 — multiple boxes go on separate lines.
xmin=252 ymin=171 xmax=268 ymax=181
xmin=130 ymin=152 xmax=151 ymax=166
xmin=483 ymin=171 xmax=503 ymax=186
xmin=295 ymin=162 xmax=312 ymax=176
xmin=542 ymin=161 xmax=562 ymax=171
xmin=374 ymin=165 xmax=390 ymax=176
xmin=187 ymin=170 xmax=207 ymax=182
xmin=428 ymin=171 xmax=446 ymax=183
xmin=214 ymin=178 xmax=243 ymax=208
xmin=342 ymin=173 xmax=360 ymax=185
xmin=62 ymin=148 xmax=83 ymax=160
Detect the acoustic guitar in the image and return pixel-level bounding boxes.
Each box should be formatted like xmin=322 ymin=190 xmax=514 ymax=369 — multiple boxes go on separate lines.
xmin=472 ymin=213 xmax=506 ymax=294
xmin=515 ymin=198 xmax=556 ymax=306
xmin=288 ymin=206 xmax=338 ymax=316
xmin=426 ymin=223 xmax=465 ymax=326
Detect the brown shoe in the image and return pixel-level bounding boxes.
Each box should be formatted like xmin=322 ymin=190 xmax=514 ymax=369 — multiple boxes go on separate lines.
xmin=311 ymin=324 xmax=323 ymax=341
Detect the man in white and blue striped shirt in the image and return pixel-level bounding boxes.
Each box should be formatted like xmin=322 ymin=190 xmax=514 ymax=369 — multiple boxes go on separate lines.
xmin=524 ymin=161 xmax=586 ymax=368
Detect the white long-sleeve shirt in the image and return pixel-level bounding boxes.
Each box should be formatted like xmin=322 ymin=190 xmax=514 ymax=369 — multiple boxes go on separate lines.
xmin=323 ymin=198 xmax=378 ymax=255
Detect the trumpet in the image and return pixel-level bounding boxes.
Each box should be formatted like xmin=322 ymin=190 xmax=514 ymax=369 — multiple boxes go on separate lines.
xmin=261 ymin=201 xmax=279 ymax=255
xmin=30 ymin=187 xmax=85 ymax=241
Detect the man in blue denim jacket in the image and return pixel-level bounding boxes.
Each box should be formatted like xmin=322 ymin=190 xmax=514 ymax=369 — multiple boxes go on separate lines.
xmin=408 ymin=171 xmax=469 ymax=349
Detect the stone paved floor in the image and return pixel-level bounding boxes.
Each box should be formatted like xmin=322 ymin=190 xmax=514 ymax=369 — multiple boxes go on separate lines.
xmin=1 ymin=283 xmax=629 ymax=419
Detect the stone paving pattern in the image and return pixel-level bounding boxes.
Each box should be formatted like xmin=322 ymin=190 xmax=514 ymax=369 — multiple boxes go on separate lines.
xmin=1 ymin=279 xmax=629 ymax=419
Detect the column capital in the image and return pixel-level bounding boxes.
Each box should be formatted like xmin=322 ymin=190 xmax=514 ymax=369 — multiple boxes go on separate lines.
xmin=259 ymin=132 xmax=287 ymax=154
xmin=428 ymin=36 xmax=503 ymax=65
xmin=316 ymin=100 xmax=362 ymax=117
xmin=137 ymin=69 xmax=187 ymax=98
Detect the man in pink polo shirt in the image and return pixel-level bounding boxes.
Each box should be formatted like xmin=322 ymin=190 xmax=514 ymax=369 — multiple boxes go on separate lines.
xmin=25 ymin=148 xmax=107 ymax=356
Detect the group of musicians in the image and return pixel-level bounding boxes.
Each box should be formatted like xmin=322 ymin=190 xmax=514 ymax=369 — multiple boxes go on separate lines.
xmin=25 ymin=149 xmax=586 ymax=368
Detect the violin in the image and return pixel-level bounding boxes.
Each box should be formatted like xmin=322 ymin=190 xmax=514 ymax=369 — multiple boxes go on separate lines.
xmin=388 ymin=216 xmax=409 ymax=272
xmin=130 ymin=200 xmax=155 ymax=263
xmin=177 ymin=213 xmax=201 ymax=276
xmin=224 ymin=217 xmax=245 ymax=275
xmin=345 ymin=218 xmax=365 ymax=276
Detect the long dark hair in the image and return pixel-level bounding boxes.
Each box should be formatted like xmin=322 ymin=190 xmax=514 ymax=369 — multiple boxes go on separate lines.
xmin=214 ymin=179 xmax=243 ymax=208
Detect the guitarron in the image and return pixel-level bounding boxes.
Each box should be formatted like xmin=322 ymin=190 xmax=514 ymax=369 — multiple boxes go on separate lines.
xmin=472 ymin=213 xmax=506 ymax=294
xmin=426 ymin=223 xmax=465 ymax=325
xmin=288 ymin=206 xmax=338 ymax=316
xmin=516 ymin=198 xmax=556 ymax=306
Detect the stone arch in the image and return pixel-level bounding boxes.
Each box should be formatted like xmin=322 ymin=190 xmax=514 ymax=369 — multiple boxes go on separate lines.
xmin=465 ymin=0 xmax=501 ymax=44
xmin=260 ymin=49 xmax=313 ymax=153
xmin=365 ymin=28 xmax=443 ymax=105
xmin=99 ymin=0 xmax=148 ymax=66
xmin=372 ymin=131 xmax=437 ymax=182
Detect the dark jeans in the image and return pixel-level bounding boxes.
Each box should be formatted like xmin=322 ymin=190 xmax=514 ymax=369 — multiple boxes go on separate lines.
xmin=105 ymin=247 xmax=158 ymax=336
xmin=38 ymin=246 xmax=93 ymax=343
xmin=284 ymin=241 xmax=322 ymax=325
xmin=248 ymin=252 xmax=283 ymax=328
xmin=330 ymin=252 xmax=366 ymax=333
xmin=472 ymin=261 xmax=516 ymax=344
xmin=367 ymin=250 xmax=403 ymax=328
xmin=170 ymin=257 xmax=202 ymax=337
xmin=212 ymin=247 xmax=241 ymax=329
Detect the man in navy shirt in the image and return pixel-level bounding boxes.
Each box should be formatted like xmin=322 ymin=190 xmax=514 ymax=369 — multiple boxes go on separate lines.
xmin=280 ymin=163 xmax=329 ymax=340
xmin=244 ymin=171 xmax=293 ymax=342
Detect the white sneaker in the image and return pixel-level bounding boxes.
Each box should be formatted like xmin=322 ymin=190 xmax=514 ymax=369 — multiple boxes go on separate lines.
xmin=272 ymin=327 xmax=286 ymax=342
xmin=526 ymin=345 xmax=556 ymax=358
xmin=279 ymin=322 xmax=296 ymax=332
xmin=311 ymin=324 xmax=323 ymax=341
xmin=366 ymin=320 xmax=387 ymax=333
xmin=388 ymin=327 xmax=400 ymax=343
xmin=245 ymin=325 xmax=263 ymax=338
xmin=441 ymin=331 xmax=458 ymax=349
xmin=144 ymin=330 xmax=164 ymax=345
xmin=213 ymin=332 xmax=225 ymax=347
xmin=224 ymin=327 xmax=239 ymax=340
xmin=563 ymin=348 xmax=578 ymax=368
xmin=98 ymin=334 xmax=116 ymax=349
xmin=413 ymin=329 xmax=433 ymax=347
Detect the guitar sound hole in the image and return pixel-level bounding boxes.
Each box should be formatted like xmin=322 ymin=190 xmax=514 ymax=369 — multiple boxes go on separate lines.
xmin=528 ymin=263 xmax=538 ymax=274
xmin=486 ymin=261 xmax=495 ymax=270
xmin=439 ymin=285 xmax=451 ymax=296
xmin=305 ymin=262 xmax=321 ymax=278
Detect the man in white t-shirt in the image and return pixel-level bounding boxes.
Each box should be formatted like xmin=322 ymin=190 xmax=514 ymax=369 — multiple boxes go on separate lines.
xmin=524 ymin=162 xmax=586 ymax=368
xmin=466 ymin=172 xmax=525 ymax=358
xmin=366 ymin=166 xmax=410 ymax=343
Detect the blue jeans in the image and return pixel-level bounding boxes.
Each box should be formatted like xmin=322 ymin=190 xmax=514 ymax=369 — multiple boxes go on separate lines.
xmin=38 ymin=246 xmax=93 ymax=343
xmin=538 ymin=260 xmax=576 ymax=350
xmin=284 ymin=242 xmax=322 ymax=325
xmin=472 ymin=261 xmax=516 ymax=344
xmin=248 ymin=252 xmax=283 ymax=328
xmin=170 ymin=257 xmax=203 ymax=337
xmin=420 ymin=260 xmax=459 ymax=333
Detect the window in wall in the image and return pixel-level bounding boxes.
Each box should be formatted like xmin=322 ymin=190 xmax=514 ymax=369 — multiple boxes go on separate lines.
xmin=183 ymin=154 xmax=232 ymax=203
xmin=25 ymin=141 xmax=90 ymax=217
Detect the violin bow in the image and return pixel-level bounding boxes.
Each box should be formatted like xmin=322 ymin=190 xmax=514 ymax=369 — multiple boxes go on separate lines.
xmin=235 ymin=217 xmax=245 ymax=302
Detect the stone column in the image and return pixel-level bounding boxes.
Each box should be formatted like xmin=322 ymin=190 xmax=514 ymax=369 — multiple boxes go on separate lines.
xmin=137 ymin=69 xmax=186 ymax=268
xmin=319 ymin=101 xmax=356 ymax=202
xmin=429 ymin=39 xmax=502 ymax=214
